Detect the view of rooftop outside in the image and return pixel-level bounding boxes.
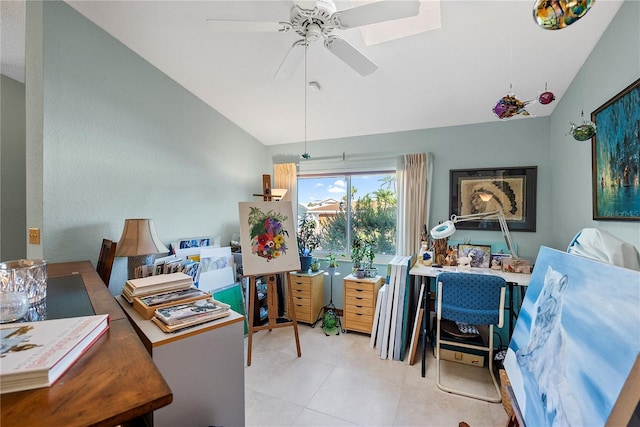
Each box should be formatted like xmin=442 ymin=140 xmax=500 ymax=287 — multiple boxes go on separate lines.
xmin=297 ymin=174 xmax=397 ymax=257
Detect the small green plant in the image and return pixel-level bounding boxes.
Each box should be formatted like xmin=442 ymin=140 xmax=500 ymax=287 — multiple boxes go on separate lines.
xmin=297 ymin=214 xmax=319 ymax=256
xmin=326 ymin=251 xmax=339 ymax=268
xmin=351 ymin=236 xmax=365 ymax=270
xmin=364 ymin=240 xmax=376 ymax=269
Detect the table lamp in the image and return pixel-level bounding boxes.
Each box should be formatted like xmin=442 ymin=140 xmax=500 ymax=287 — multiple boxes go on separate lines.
xmin=430 ymin=210 xmax=518 ymax=258
xmin=115 ymin=218 xmax=169 ymax=279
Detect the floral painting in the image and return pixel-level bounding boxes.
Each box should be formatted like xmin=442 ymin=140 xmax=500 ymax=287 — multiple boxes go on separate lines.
xmin=238 ymin=202 xmax=300 ymax=276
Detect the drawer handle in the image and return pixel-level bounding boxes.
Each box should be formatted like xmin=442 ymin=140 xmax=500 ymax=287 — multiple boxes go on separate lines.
xmin=355 ymin=297 xmax=363 ymax=300
xmin=355 ymin=313 xmax=363 ymax=316
xmin=355 ymin=305 xmax=363 ymax=308
xmin=296 ymin=296 xmax=303 ymax=300
xmin=355 ymin=289 xmax=363 ymax=292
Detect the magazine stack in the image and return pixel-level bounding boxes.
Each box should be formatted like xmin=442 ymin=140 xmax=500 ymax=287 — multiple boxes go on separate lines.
xmin=151 ymin=297 xmax=231 ymax=333
xmin=122 ymin=272 xmax=194 ymax=303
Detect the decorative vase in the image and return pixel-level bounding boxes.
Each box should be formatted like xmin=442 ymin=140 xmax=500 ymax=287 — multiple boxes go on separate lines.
xmin=364 ymin=267 xmax=377 ymax=278
xmin=299 ymin=255 xmax=313 ymax=273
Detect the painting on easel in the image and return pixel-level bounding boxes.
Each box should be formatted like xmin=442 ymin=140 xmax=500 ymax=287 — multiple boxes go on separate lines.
xmin=238 ymin=201 xmax=300 ymax=276
xmin=504 ymin=247 xmax=640 ymax=426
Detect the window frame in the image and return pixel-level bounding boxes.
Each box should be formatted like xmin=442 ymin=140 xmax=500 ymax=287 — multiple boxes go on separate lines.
xmin=297 ymin=169 xmax=398 ymax=265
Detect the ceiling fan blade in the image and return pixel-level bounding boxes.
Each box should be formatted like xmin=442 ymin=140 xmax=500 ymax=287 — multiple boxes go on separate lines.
xmin=274 ymin=40 xmax=306 ymax=80
xmin=205 ymin=19 xmax=292 ymax=33
xmin=336 ymin=1 xmax=420 ymax=28
xmin=324 ymin=36 xmax=378 ymax=76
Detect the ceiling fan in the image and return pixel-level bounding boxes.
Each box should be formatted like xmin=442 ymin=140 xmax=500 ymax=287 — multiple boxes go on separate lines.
xmin=206 ymin=0 xmax=421 ymax=79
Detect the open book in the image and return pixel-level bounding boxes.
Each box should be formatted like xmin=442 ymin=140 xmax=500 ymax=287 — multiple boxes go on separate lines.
xmin=1 ymin=314 xmax=110 ymax=394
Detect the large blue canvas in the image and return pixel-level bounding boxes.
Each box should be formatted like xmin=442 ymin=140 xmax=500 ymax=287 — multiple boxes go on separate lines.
xmin=504 ymin=247 xmax=640 ymax=426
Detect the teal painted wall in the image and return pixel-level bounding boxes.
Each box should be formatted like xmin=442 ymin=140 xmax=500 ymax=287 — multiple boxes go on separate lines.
xmin=26 ymin=1 xmax=269 ymax=292
xmin=1 ymin=75 xmax=27 ymax=260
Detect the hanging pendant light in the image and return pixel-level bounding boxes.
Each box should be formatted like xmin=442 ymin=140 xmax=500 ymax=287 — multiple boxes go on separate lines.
xmin=301 ymin=35 xmax=311 ymax=160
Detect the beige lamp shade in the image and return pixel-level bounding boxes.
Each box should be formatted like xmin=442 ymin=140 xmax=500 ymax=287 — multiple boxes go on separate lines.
xmin=114 ymin=219 xmax=169 ymax=257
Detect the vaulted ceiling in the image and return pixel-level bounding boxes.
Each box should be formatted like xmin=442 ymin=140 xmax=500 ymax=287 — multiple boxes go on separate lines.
xmin=2 ymin=1 xmax=624 ymax=145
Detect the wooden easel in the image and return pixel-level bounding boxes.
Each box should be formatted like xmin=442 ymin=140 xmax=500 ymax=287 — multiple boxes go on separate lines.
xmin=246 ymin=174 xmax=301 ymax=366
xmin=246 ymin=272 xmax=301 ymax=366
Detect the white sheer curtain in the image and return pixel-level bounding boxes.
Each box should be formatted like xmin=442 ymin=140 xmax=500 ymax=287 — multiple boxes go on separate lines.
xmin=274 ymin=163 xmax=298 ymax=219
xmin=396 ymin=153 xmax=433 ymax=256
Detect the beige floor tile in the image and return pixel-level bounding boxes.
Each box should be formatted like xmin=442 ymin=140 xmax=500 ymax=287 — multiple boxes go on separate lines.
xmin=306 ymin=365 xmax=403 ymax=426
xmin=244 ymin=318 xmax=510 ymax=427
xmin=245 ymin=388 xmax=304 ymax=426
xmin=293 ymin=408 xmax=358 ymax=426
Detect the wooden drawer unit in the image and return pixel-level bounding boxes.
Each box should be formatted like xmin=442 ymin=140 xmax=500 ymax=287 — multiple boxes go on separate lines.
xmin=289 ymin=271 xmax=325 ymax=324
xmin=343 ymin=274 xmax=383 ymax=334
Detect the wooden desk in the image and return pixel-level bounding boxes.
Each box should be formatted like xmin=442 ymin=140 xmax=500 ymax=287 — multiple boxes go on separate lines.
xmin=1 ymin=261 xmax=173 ymax=427
xmin=409 ymin=264 xmax=532 ymax=378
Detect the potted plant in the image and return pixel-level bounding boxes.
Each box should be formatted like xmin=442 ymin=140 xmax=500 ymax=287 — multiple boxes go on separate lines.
xmin=310 ymin=258 xmax=320 ymax=272
xmin=326 ymin=252 xmax=339 ymax=275
xmin=364 ymin=240 xmax=378 ymax=278
xmin=350 ymin=237 xmax=366 ymax=278
xmin=297 ymin=214 xmax=319 ymax=272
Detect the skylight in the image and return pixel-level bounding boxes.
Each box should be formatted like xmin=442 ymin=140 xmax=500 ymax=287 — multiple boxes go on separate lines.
xmin=357 ymin=0 xmax=441 ymax=46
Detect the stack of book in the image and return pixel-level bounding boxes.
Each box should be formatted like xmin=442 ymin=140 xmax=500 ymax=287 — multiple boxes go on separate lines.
xmin=151 ymin=297 xmax=231 ymax=333
xmin=122 ymin=272 xmax=194 ymax=303
xmin=0 ymin=314 xmax=110 ymax=394
xmin=133 ymin=287 xmax=211 ymax=320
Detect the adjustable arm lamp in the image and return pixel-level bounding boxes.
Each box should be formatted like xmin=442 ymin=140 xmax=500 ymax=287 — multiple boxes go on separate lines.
xmin=430 ymin=210 xmax=518 ymax=258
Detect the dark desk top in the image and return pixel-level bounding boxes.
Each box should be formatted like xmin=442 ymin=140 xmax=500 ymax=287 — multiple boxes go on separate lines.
xmin=1 ymin=261 xmax=173 ymax=427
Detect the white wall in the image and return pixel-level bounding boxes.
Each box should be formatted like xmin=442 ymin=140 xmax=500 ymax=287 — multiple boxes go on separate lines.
xmin=26 ymin=1 xmax=271 ymax=293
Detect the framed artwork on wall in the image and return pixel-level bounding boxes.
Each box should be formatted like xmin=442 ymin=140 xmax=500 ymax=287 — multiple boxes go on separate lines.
xmin=591 ymin=78 xmax=640 ymax=221
xmin=449 ymin=166 xmax=537 ymax=232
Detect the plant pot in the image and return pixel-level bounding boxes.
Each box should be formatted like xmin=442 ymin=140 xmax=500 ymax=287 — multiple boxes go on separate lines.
xmin=327 ymin=266 xmax=337 ymax=275
xmin=299 ymin=255 xmax=313 ymax=273
xmin=353 ymin=268 xmax=365 ymax=279
xmin=364 ymin=267 xmax=378 ymax=278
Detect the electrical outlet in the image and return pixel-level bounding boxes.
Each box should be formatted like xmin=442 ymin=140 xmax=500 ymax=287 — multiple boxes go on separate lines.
xmin=28 ymin=228 xmax=41 ymax=245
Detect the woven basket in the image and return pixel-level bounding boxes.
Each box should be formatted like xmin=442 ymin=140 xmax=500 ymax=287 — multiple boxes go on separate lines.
xmin=499 ymin=369 xmax=513 ymax=417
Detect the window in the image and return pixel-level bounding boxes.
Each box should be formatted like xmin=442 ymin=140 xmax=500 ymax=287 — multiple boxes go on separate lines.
xmin=297 ymin=172 xmax=397 ymax=260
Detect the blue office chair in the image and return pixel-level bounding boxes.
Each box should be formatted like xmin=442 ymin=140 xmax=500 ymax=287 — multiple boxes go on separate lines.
xmin=435 ymin=272 xmax=506 ymax=402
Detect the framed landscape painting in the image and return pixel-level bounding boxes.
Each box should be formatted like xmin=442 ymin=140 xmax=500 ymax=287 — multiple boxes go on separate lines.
xmin=591 ymin=78 xmax=640 ymax=220
xmin=449 ymin=166 xmax=537 ymax=231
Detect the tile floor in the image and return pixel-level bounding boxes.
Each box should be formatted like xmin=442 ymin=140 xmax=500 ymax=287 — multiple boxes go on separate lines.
xmin=244 ymin=323 xmax=509 ymax=427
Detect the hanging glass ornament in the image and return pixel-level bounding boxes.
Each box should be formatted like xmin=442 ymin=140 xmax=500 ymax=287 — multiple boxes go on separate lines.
xmin=493 ymin=93 xmax=534 ymax=119
xmin=567 ymin=110 xmax=596 ymax=141
xmin=533 ymin=0 xmax=595 ymax=30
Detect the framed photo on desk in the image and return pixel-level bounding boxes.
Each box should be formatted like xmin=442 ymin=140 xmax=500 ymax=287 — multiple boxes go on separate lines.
xmin=449 ymin=166 xmax=537 ymax=232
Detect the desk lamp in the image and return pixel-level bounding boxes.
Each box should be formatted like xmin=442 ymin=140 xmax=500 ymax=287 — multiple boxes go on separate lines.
xmin=430 ymin=210 xmax=518 ymax=258
xmin=115 ymin=218 xmax=169 ymax=279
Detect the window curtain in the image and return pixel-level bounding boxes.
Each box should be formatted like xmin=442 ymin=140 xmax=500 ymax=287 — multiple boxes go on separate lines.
xmin=274 ymin=162 xmax=298 ymax=219
xmin=396 ymin=153 xmax=433 ymax=256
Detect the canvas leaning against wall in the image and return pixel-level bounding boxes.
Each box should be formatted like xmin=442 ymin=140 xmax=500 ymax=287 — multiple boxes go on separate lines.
xmin=238 ymin=201 xmax=300 ymax=276
xmin=504 ymin=247 xmax=640 ymax=427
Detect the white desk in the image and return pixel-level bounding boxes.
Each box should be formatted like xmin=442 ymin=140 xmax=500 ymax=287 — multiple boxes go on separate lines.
xmin=409 ymin=263 xmax=531 ymax=286
xmin=409 ymin=263 xmax=531 ymax=377
xmin=116 ymin=296 xmax=245 ymax=427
